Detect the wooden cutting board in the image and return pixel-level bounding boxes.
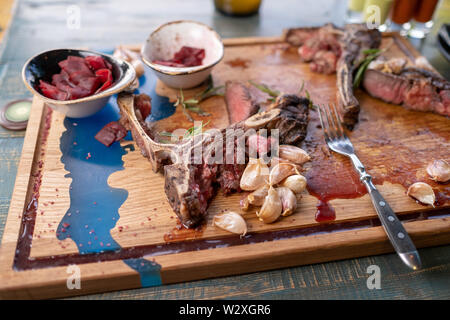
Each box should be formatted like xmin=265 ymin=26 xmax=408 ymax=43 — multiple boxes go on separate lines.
xmin=0 ymin=33 xmax=449 ymax=299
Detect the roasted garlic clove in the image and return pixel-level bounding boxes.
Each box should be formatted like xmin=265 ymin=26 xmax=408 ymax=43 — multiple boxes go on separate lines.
xmin=280 ymin=174 xmax=307 ymax=194
xmin=240 ymin=158 xmax=270 ymax=191
xmin=269 ymin=162 xmax=299 ymax=186
xmin=256 ymin=186 xmax=282 ymax=223
xmin=213 ymin=212 xmax=247 ymax=236
xmin=248 ymin=184 xmax=270 ymax=206
xmin=407 ymin=182 xmax=436 ymax=207
xmin=426 ymin=159 xmax=450 ymax=183
xmin=278 ymin=145 xmax=310 ymax=165
xmin=244 ymin=108 xmax=280 ymax=129
xmin=276 ymin=187 xmax=297 ymax=216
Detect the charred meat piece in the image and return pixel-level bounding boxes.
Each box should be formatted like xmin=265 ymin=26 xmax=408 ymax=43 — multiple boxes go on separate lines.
xmin=117 ymin=93 xmax=310 ymax=228
xmin=225 ymin=81 xmax=259 ymax=124
xmin=363 ymin=66 xmax=450 ymax=117
xmin=266 ymin=94 xmax=309 ymax=146
xmin=285 ymin=23 xmax=381 ymax=129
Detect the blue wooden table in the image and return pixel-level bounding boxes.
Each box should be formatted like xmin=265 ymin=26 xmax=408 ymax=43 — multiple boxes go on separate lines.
xmin=0 ymin=0 xmax=449 ymax=299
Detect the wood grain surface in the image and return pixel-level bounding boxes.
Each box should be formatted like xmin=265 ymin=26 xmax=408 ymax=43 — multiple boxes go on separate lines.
xmin=0 ymin=0 xmax=449 ymax=300
xmin=0 ymin=33 xmax=449 ymax=299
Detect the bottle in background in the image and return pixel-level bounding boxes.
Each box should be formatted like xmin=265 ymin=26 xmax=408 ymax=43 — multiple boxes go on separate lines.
xmin=390 ymin=0 xmax=419 ymax=34
xmin=409 ymin=0 xmax=440 ymax=39
xmin=347 ymin=0 xmax=366 ymax=23
xmin=214 ymin=0 xmax=262 ymax=16
xmin=363 ymin=0 xmax=394 ymax=31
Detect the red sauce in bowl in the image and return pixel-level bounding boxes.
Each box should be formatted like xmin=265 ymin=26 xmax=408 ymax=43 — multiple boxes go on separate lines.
xmin=152 ymin=46 xmax=205 ymax=67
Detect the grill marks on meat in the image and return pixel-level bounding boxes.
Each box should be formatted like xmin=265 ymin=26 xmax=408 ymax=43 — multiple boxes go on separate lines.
xmin=363 ymin=66 xmax=450 ymax=117
xmin=285 ymin=23 xmax=381 ymax=129
xmin=117 ymin=93 xmax=310 ymax=228
xmin=225 ymin=81 xmax=259 ymax=123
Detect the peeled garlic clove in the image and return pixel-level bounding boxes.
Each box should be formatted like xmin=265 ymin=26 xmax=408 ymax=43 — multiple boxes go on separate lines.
xmin=426 ymin=159 xmax=450 ymax=183
xmin=213 ymin=212 xmax=247 ymax=236
xmin=407 ymin=182 xmax=436 ymax=207
xmin=240 ymin=158 xmax=270 ymax=191
xmin=244 ymin=108 xmax=280 ymax=129
xmin=256 ymin=186 xmax=282 ymax=223
xmin=276 ymin=187 xmax=297 ymax=216
xmin=278 ymin=145 xmax=310 ymax=165
xmin=269 ymin=162 xmax=298 ymax=186
xmin=248 ymin=184 xmax=270 ymax=206
xmin=280 ymin=174 xmax=307 ymax=194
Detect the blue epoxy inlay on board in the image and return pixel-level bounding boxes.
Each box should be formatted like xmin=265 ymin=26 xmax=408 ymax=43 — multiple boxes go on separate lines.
xmin=56 ymin=65 xmax=173 ymax=287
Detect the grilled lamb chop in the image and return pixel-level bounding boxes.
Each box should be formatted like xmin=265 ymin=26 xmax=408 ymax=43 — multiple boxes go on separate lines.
xmin=363 ymin=65 xmax=450 ymax=117
xmin=285 ymin=23 xmax=381 ymax=129
xmin=117 ymin=93 xmax=309 ymax=228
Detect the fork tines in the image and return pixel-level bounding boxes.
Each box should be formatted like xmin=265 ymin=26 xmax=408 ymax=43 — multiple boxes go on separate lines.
xmin=317 ymin=103 xmax=347 ymax=141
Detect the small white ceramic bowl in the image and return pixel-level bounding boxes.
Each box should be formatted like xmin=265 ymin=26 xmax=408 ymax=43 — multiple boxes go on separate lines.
xmin=141 ymin=20 xmax=224 ymax=89
xmin=22 ymin=49 xmax=136 ymax=118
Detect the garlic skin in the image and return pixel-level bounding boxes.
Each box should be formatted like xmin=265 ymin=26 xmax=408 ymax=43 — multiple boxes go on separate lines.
xmin=240 ymin=196 xmax=250 ymax=211
xmin=113 ymin=46 xmax=145 ymax=77
xmin=131 ymin=59 xmax=145 ymax=78
xmin=269 ymin=162 xmax=298 ymax=186
xmin=278 ymin=145 xmax=310 ymax=165
xmin=244 ymin=108 xmax=280 ymax=129
xmin=280 ymin=174 xmax=307 ymax=194
xmin=276 ymin=187 xmax=297 ymax=216
xmin=407 ymin=182 xmax=436 ymax=207
xmin=248 ymin=184 xmax=270 ymax=206
xmin=240 ymin=158 xmax=270 ymax=191
xmin=213 ymin=212 xmax=247 ymax=236
xmin=257 ymin=186 xmax=282 ymax=223
xmin=426 ymin=159 xmax=450 ymax=183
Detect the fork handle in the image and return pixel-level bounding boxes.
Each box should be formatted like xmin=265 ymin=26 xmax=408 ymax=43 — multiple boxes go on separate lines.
xmin=350 ymin=156 xmax=422 ymax=270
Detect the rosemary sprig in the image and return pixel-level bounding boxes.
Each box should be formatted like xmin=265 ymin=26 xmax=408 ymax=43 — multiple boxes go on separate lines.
xmin=304 ymin=89 xmax=316 ymax=110
xmin=298 ymin=80 xmax=305 ymax=95
xmin=183 ymin=120 xmax=210 ymax=139
xmin=248 ymin=80 xmax=280 ymax=102
xmin=353 ymin=48 xmax=385 ymax=89
xmin=159 ymin=120 xmax=210 ymax=143
xmin=175 ymin=83 xmax=225 ymax=121
xmin=174 ymin=89 xmax=194 ymax=122
xmin=195 ymin=84 xmax=224 ymax=101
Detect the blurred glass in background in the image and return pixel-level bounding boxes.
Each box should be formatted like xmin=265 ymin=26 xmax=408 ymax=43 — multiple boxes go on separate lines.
xmin=363 ymin=0 xmax=393 ymax=31
xmin=214 ymin=0 xmax=262 ymax=16
xmin=346 ymin=0 xmax=447 ymax=39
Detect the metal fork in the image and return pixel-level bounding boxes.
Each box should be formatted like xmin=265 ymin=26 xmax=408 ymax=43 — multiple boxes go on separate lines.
xmin=317 ymin=103 xmax=422 ymax=270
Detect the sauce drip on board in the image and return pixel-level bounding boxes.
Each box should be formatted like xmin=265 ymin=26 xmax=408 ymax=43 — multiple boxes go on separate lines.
xmin=302 ymin=93 xmax=450 ymax=223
